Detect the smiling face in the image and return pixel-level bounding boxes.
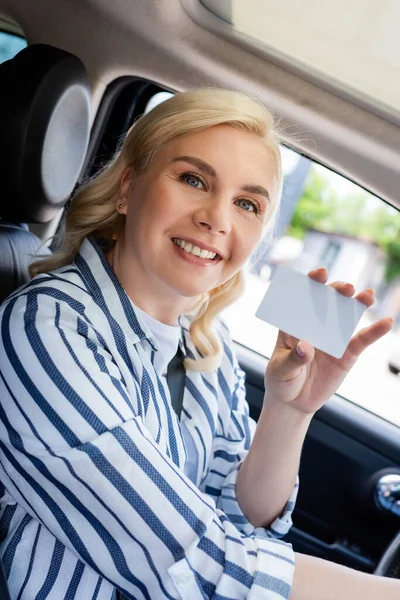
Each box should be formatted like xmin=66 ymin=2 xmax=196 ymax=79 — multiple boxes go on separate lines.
xmin=111 ymin=124 xmax=278 ymax=323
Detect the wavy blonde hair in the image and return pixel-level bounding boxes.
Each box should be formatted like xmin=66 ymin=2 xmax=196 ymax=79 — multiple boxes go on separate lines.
xmin=31 ymin=88 xmax=283 ymax=371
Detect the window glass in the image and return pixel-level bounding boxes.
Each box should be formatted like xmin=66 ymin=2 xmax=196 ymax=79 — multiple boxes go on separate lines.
xmin=144 ymin=91 xmax=174 ymax=114
xmin=144 ymin=92 xmax=400 ymax=426
xmin=201 ymin=0 xmax=400 ymax=119
xmin=0 ymin=30 xmax=27 ymax=64
xmin=223 ymin=148 xmax=400 ymax=426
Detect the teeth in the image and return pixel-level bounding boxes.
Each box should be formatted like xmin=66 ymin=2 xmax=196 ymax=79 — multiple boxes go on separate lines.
xmin=173 ymin=238 xmax=217 ymax=260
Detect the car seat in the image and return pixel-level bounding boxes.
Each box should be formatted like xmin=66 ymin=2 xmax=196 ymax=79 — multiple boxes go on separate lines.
xmin=0 ymin=43 xmax=91 ymax=303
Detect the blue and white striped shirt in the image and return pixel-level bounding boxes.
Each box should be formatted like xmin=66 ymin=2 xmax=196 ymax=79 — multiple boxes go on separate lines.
xmin=0 ymin=237 xmax=298 ymax=599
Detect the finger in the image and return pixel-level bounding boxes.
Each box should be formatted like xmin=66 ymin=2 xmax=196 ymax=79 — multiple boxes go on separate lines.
xmin=345 ymin=317 xmax=394 ymax=359
xmin=274 ymin=339 xmax=315 ymax=380
xmin=307 ymin=268 xmax=328 ymax=284
xmin=354 ymin=288 xmax=375 ymax=308
xmin=329 ymin=281 xmax=355 ymax=297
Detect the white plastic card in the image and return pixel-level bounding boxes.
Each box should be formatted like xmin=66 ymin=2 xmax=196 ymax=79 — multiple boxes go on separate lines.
xmin=256 ymin=265 xmax=366 ymax=358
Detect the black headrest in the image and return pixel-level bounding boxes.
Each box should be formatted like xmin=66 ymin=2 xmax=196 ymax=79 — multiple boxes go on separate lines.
xmin=0 ymin=44 xmax=91 ymax=223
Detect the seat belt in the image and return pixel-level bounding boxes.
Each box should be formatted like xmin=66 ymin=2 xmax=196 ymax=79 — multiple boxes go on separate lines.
xmin=166 ymin=347 xmax=186 ymax=420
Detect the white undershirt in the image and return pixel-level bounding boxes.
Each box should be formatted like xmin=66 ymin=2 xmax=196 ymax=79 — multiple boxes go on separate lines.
xmin=132 ymin=303 xmax=181 ymax=377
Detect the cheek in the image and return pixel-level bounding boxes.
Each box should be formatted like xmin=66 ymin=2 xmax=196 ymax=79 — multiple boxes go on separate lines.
xmin=151 ymin=183 xmax=181 ymax=218
xmin=234 ymin=225 xmax=263 ymax=263
xmin=129 ymin=188 xmax=171 ymax=232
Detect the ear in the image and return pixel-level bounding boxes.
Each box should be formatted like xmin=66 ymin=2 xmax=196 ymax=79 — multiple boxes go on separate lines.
xmin=117 ymin=167 xmax=134 ymax=215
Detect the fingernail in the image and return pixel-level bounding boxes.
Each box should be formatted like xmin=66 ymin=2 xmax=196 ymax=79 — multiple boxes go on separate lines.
xmin=296 ymin=343 xmax=305 ymax=358
xmin=365 ymin=289 xmax=374 ymax=294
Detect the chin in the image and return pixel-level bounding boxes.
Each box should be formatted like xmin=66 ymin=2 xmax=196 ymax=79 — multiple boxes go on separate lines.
xmin=177 ymin=285 xmax=214 ymax=299
xmin=166 ymin=272 xmax=219 ymax=297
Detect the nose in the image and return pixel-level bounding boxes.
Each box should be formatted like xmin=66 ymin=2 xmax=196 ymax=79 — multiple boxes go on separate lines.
xmin=193 ymin=197 xmax=232 ymax=235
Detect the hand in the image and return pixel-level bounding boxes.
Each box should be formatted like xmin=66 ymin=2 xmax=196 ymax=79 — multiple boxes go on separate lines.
xmin=264 ymin=268 xmax=394 ymax=415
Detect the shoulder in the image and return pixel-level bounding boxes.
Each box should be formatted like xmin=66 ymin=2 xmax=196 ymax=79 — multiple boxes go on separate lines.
xmin=2 ymin=262 xmax=93 ymax=303
xmin=0 ymin=265 xmax=96 ymax=331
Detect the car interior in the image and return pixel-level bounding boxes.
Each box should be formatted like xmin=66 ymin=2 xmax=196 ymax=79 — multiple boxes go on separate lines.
xmin=0 ymin=0 xmax=400 ymax=594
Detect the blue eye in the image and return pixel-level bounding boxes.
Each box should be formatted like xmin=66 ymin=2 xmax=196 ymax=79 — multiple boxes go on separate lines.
xmin=237 ymin=199 xmax=257 ymax=213
xmin=181 ymin=172 xmax=204 ymax=188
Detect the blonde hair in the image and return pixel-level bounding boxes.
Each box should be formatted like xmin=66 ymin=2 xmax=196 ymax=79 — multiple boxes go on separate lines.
xmin=31 ymin=88 xmax=283 ymax=371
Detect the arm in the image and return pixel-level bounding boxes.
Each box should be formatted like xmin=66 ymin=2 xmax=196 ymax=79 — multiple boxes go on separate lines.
xmin=291 ymin=553 xmax=400 ymax=600
xmin=203 ymin=331 xmax=299 ymax=537
xmin=236 ymin=399 xmax=309 ymax=528
xmin=0 ymin=292 xmax=295 ymax=599
xmin=238 ymin=272 xmax=393 ymax=529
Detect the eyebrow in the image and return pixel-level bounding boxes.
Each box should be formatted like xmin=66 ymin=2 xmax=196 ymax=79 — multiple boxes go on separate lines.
xmin=171 ymin=155 xmax=271 ymax=202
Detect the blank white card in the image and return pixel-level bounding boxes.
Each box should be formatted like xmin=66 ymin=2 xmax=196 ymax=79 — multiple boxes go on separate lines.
xmin=256 ymin=265 xmax=366 ymax=358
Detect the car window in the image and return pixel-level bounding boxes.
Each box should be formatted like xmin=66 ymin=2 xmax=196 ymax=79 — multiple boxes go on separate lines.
xmin=223 ymin=148 xmax=400 ymax=427
xmin=144 ymin=91 xmax=174 ymax=114
xmin=143 ymin=91 xmax=400 ymax=427
xmin=0 ymin=30 xmax=27 ymax=64
xmin=200 ymin=0 xmax=400 ymax=122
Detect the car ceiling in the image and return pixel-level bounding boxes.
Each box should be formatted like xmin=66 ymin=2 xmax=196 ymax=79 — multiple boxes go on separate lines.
xmin=0 ymin=0 xmax=399 ymax=210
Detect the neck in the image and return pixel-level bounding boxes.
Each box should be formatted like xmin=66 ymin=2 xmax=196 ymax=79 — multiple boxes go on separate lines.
xmin=107 ymin=238 xmax=193 ymax=326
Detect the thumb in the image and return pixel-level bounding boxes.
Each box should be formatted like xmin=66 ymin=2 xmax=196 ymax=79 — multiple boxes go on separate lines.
xmin=294 ymin=340 xmax=314 ymax=361
xmin=278 ymin=340 xmax=314 ymax=380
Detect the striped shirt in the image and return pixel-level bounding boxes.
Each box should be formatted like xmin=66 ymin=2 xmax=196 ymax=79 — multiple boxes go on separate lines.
xmin=0 ymin=237 xmax=298 ymax=599
xmin=131 ymin=306 xmax=201 ymax=485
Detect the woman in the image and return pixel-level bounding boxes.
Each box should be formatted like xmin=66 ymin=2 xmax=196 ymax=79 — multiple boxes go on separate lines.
xmin=0 ymin=88 xmax=398 ymax=599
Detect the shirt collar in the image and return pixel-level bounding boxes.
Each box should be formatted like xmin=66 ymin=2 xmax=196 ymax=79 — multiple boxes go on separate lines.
xmin=75 ymin=237 xmax=188 ymax=355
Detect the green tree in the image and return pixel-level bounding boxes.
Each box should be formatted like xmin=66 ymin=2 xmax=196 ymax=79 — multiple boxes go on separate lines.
xmin=288 ymin=166 xmax=400 ymax=282
xmin=384 ymin=239 xmax=400 ymax=282
xmin=289 ymin=169 xmax=332 ymax=238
